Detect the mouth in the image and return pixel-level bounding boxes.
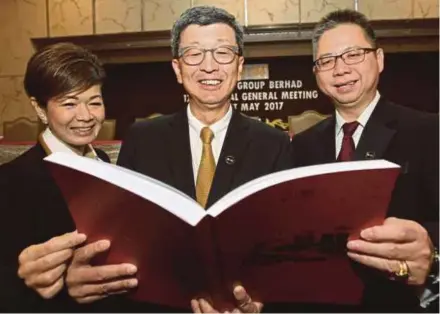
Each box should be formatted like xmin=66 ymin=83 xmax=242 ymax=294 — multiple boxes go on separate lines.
xmin=333 ymin=79 xmax=359 ymax=93
xmin=198 ymin=79 xmax=223 ymax=89
xmin=70 ymin=125 xmax=95 ymax=135
xmin=334 ymin=79 xmax=358 ymax=88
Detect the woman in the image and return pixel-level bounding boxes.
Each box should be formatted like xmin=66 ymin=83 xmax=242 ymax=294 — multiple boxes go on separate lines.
xmin=0 ymin=43 xmax=109 ymax=312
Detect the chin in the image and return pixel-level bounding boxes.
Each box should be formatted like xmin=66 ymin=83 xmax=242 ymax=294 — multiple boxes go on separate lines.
xmin=66 ymin=136 xmax=96 ymax=147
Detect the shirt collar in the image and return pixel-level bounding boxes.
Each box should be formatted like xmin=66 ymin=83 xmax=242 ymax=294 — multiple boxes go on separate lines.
xmin=39 ymin=127 xmax=98 ymax=159
xmin=187 ymin=104 xmax=232 ymax=138
xmin=335 ymin=91 xmax=381 ymax=136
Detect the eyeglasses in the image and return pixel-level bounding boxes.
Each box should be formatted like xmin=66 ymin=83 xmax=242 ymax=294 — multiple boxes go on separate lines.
xmin=178 ymin=46 xmax=239 ymax=66
xmin=314 ymin=48 xmax=378 ymax=71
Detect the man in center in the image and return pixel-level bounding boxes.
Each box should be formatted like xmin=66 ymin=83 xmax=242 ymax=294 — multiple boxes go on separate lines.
xmin=65 ymin=5 xmax=291 ymax=312
xmin=116 ymin=6 xmax=291 ymax=208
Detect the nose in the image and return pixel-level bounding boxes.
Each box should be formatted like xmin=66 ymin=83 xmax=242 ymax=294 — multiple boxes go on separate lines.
xmin=199 ymin=51 xmax=219 ymax=73
xmin=333 ymin=56 xmax=351 ymax=76
xmin=76 ymin=103 xmax=93 ymax=121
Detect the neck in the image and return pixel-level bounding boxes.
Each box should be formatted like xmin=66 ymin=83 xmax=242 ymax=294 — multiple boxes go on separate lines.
xmin=335 ymin=93 xmax=376 ymax=122
xmin=67 ymin=143 xmax=87 ymax=156
xmin=189 ymin=102 xmax=230 ymax=125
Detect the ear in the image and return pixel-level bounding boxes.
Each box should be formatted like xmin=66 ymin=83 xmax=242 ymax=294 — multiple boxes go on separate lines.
xmin=237 ymin=56 xmax=245 ymax=81
xmin=171 ymin=59 xmax=183 ymax=84
xmin=30 ymin=98 xmax=48 ymax=125
xmin=376 ymin=48 xmax=384 ymax=74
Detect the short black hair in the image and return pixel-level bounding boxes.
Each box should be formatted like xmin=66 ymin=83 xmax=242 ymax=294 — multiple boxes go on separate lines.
xmin=312 ymin=9 xmax=376 ymax=58
xmin=24 ymin=42 xmax=106 ymax=108
xmin=170 ymin=5 xmax=244 ymax=58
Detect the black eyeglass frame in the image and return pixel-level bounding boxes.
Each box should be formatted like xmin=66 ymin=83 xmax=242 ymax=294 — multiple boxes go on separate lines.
xmin=177 ymin=46 xmax=240 ymax=66
xmin=314 ymin=47 xmax=378 ymax=71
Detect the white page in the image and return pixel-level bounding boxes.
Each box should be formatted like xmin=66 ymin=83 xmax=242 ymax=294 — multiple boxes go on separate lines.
xmin=207 ymin=159 xmax=400 ymax=217
xmin=45 ymin=152 xmax=206 ymax=226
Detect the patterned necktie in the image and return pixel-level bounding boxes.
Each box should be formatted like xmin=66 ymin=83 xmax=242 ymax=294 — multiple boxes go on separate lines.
xmin=196 ymin=127 xmax=216 ymax=208
xmin=337 ymin=121 xmax=359 ymax=161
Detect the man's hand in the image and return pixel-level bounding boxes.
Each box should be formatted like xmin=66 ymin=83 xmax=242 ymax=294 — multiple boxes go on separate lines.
xmin=191 ymin=285 xmax=263 ymax=313
xmin=66 ymin=239 xmax=138 ymax=304
xmin=347 ymin=217 xmax=434 ymax=285
xmin=17 ymin=230 xmax=87 ymax=299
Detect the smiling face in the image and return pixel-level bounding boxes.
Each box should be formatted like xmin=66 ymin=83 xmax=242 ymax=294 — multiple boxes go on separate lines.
xmin=33 ymin=85 xmax=105 ymax=150
xmin=314 ymin=24 xmax=384 ymax=114
xmin=172 ymin=23 xmax=244 ymax=116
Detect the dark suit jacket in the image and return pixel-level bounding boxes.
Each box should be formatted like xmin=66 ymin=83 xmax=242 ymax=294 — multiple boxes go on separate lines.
xmin=114 ymin=108 xmax=292 ymax=312
xmin=289 ymin=98 xmax=439 ymax=312
xmin=117 ymin=109 xmax=292 ymax=207
xmin=0 ymin=143 xmax=110 ymax=312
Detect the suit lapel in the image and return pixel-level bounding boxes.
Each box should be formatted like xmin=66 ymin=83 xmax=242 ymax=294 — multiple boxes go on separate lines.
xmin=354 ymin=99 xmax=397 ymax=161
xmin=168 ymin=110 xmax=196 ymax=200
xmin=206 ymin=111 xmax=251 ymax=207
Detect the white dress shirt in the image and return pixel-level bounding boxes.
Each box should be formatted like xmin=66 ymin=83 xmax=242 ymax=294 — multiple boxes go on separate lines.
xmin=335 ymin=91 xmax=380 ymax=158
xmin=187 ymin=105 xmax=232 ymax=183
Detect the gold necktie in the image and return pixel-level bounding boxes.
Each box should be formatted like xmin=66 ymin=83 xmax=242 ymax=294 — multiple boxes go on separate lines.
xmin=196 ymin=127 xmax=216 ymax=208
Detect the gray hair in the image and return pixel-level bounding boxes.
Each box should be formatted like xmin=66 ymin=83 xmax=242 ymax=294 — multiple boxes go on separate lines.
xmin=170 ymin=5 xmax=244 ymax=58
xmin=312 ymin=9 xmax=377 ymax=59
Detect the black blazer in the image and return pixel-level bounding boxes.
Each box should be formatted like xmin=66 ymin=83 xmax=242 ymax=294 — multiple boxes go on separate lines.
xmin=117 ymin=109 xmax=292 ymax=207
xmin=289 ymin=98 xmax=439 ymax=312
xmin=114 ymin=109 xmax=292 ymax=312
xmin=0 ymin=143 xmax=110 ymax=312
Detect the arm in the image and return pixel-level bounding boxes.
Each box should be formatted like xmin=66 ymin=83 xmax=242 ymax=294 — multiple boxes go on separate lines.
xmin=272 ymin=132 xmax=293 ymax=172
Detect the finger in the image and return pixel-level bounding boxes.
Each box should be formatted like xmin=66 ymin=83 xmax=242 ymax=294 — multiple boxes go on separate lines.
xmin=26 ymin=263 xmax=66 ymax=288
xmin=76 ymin=289 xmax=129 ymax=304
xmin=71 ymin=240 xmax=110 ymax=265
xmin=347 ymin=251 xmax=398 ymax=274
xmin=347 ymin=239 xmax=416 ymax=260
xmin=360 ymin=219 xmax=419 ymax=242
xmin=19 ymin=232 xmax=86 ymax=263
xmin=35 ymin=276 xmax=64 ymax=299
xmin=191 ymin=299 xmax=202 ymax=313
xmin=233 ymin=286 xmax=260 ymax=313
xmin=68 ymin=263 xmax=137 ymax=285
xmin=18 ymin=248 xmax=73 ymax=279
xmin=199 ymin=298 xmax=217 ymax=313
xmin=76 ymin=294 xmax=107 ymax=304
xmin=69 ymin=278 xmax=138 ymax=299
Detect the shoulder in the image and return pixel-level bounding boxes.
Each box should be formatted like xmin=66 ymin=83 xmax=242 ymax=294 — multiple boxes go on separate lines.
xmin=0 ymin=144 xmax=45 ymax=186
xmin=1 ymin=144 xmax=44 ymax=170
xmin=382 ymin=100 xmax=438 ymax=133
xmin=240 ymin=114 xmax=290 ymax=142
xmin=291 ymin=116 xmax=333 ymax=144
xmin=127 ymin=114 xmax=175 ymax=135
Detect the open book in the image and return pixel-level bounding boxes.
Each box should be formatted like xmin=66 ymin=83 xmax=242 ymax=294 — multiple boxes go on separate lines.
xmin=44 ymin=152 xmax=400 ymax=310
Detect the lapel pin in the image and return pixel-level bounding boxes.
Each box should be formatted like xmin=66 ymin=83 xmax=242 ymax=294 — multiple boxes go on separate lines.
xmin=365 ymin=151 xmax=376 ymax=159
xmin=225 ymin=155 xmax=235 ymax=165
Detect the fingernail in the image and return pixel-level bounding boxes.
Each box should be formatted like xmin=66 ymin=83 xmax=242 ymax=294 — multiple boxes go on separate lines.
xmin=347 ymin=240 xmax=359 ymax=249
xmin=127 ymin=265 xmax=137 ymax=274
xmin=98 ymin=240 xmax=110 ymax=250
xmin=128 ymin=279 xmax=138 ymax=287
xmin=77 ymin=233 xmax=87 ymax=240
xmin=360 ymin=228 xmax=373 ymax=239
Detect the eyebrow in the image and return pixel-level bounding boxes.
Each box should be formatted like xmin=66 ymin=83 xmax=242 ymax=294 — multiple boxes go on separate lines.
xmin=61 ymin=95 xmax=102 ymax=102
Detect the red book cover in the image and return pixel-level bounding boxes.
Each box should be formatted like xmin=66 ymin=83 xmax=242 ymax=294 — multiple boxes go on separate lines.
xmin=45 ymin=153 xmax=400 ymax=310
